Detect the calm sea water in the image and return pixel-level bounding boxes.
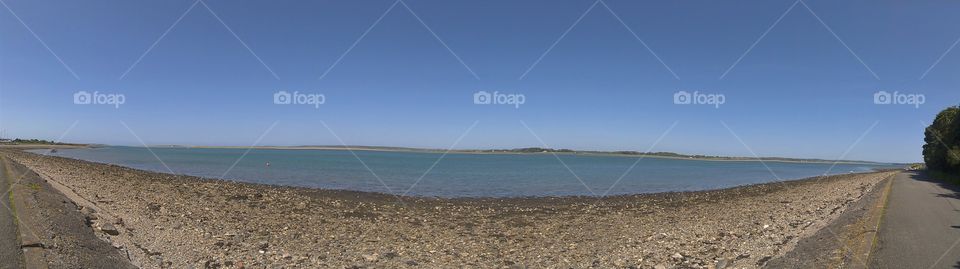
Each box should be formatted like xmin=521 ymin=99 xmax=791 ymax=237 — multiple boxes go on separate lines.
xmin=31 ymin=147 xmax=898 ymax=197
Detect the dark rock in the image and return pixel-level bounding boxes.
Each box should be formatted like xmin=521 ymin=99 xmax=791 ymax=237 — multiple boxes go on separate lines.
xmin=204 ymin=260 xmax=221 ymax=269
xmin=101 ymin=223 xmax=121 ymax=236
xmin=21 ymin=242 xmax=45 ymax=249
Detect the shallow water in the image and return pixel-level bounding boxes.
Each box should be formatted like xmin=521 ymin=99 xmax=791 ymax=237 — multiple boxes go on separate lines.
xmin=32 ymin=147 xmax=898 ymax=197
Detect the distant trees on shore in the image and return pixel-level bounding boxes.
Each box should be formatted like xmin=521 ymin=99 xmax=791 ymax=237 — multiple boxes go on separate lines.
xmin=923 ymin=106 xmax=960 ymax=177
xmin=0 ymin=138 xmax=71 ymax=145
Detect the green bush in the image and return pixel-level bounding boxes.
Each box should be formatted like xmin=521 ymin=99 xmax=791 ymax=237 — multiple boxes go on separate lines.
xmin=928 ymin=170 xmax=960 ymax=185
xmin=923 ymin=106 xmax=960 ymax=175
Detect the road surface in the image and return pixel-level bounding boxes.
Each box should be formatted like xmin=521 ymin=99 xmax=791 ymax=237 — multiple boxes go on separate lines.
xmin=871 ymin=171 xmax=960 ymax=269
xmin=0 ymin=157 xmax=23 ymax=268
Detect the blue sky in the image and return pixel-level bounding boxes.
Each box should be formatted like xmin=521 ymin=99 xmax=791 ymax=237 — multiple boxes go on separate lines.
xmin=1 ymin=0 xmax=959 ymax=163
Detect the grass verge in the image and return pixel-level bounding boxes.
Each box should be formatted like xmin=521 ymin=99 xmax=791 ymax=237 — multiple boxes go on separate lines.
xmin=927 ymin=170 xmax=960 ymax=185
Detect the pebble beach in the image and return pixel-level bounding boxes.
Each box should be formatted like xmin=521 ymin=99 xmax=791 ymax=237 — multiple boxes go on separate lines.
xmin=2 ymin=149 xmax=895 ymax=268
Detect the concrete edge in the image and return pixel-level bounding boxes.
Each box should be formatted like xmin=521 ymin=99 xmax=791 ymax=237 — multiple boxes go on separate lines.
xmin=3 ymin=157 xmax=48 ymax=268
xmin=835 ymin=173 xmax=895 ymax=268
xmin=26 ymin=161 xmax=145 ymax=268
xmin=862 ymin=172 xmax=897 ymax=265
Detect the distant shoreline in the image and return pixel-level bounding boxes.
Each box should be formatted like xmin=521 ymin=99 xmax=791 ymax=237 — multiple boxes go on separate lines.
xmin=182 ymin=145 xmax=892 ymax=166
xmin=3 ymin=141 xmax=895 ymax=165
xmin=0 ymin=144 xmax=90 ymax=150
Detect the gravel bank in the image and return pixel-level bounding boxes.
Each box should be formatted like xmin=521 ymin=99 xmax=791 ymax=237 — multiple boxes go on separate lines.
xmin=2 ymin=150 xmax=896 ymax=268
xmin=2 ymin=156 xmax=135 ymax=268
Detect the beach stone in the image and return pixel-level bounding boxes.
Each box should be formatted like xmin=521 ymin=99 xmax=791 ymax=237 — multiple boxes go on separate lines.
xmin=362 ymin=253 xmax=379 ymax=262
xmin=715 ymin=258 xmax=729 ymax=269
xmin=203 ymin=260 xmax=221 ymax=269
xmin=21 ymin=241 xmax=44 ymax=249
xmin=671 ymin=253 xmax=684 ymax=259
xmin=654 ymin=264 xmax=667 ymax=269
xmin=80 ymin=206 xmax=96 ymax=215
xmin=100 ymin=223 xmax=120 ymax=235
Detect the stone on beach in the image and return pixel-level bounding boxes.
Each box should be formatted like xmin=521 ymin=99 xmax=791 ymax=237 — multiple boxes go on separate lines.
xmin=100 ymin=223 xmax=120 ymax=236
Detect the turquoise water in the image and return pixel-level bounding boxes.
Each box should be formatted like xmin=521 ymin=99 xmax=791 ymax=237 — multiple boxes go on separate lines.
xmin=32 ymin=147 xmax=898 ymax=197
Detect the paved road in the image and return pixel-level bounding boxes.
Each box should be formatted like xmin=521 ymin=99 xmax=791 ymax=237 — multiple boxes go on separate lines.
xmin=0 ymin=157 xmax=24 ymax=268
xmin=871 ymin=172 xmax=960 ymax=269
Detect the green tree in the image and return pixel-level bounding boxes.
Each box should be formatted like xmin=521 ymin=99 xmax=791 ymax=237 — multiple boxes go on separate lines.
xmin=923 ymin=106 xmax=960 ymax=174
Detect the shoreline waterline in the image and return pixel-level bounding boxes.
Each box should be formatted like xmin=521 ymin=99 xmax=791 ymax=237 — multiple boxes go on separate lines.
xmin=28 ymin=149 xmax=885 ymax=201
xmin=184 ymin=145 xmax=890 ymax=165
xmin=28 ymin=146 xmax=897 ymax=198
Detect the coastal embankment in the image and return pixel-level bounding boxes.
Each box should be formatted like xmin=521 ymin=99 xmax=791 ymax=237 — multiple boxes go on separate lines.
xmin=0 ymin=149 xmax=896 ymax=268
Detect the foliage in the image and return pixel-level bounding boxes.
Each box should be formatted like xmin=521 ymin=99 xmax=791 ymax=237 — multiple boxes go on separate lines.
xmin=928 ymin=170 xmax=960 ymax=185
xmin=510 ymin=147 xmax=575 ymax=153
xmin=5 ymin=138 xmax=64 ymax=145
xmin=923 ymin=106 xmax=960 ymax=175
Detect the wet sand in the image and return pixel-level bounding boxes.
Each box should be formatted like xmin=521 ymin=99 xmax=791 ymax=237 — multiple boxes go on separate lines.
xmin=1 ymin=149 xmax=896 ymax=268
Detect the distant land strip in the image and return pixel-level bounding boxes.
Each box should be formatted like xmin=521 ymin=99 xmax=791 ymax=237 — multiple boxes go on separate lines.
xmin=175 ymin=145 xmax=897 ymax=166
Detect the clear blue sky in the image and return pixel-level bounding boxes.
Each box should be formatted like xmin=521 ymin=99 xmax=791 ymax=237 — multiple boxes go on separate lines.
xmin=2 ymin=0 xmax=959 ymax=163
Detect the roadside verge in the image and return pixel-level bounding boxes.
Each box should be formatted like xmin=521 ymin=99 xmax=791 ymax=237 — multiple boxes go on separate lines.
xmin=764 ymin=172 xmax=896 ymax=268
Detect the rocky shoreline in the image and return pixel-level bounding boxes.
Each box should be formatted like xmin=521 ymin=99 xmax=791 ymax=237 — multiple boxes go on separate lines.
xmin=1 ymin=155 xmax=136 ymax=268
xmin=1 ymin=149 xmax=896 ymax=268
